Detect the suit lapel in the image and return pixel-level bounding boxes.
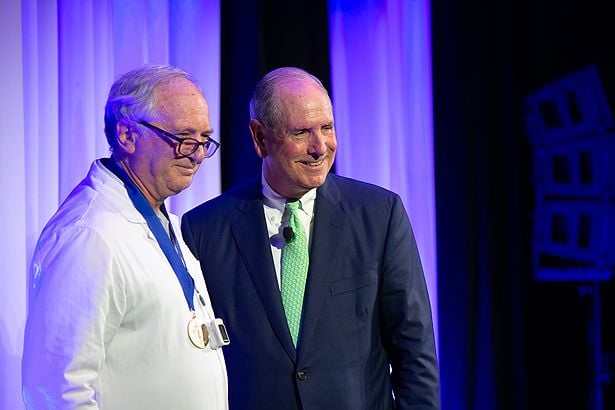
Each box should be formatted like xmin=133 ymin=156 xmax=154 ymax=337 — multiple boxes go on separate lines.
xmin=298 ymin=176 xmax=345 ymax=357
xmin=231 ymin=182 xmax=297 ymax=361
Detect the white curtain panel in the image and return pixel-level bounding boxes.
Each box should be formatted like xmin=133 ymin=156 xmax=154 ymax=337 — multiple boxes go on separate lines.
xmin=0 ymin=1 xmax=220 ymax=408
xmin=329 ymin=0 xmax=438 ymax=351
xmin=0 ymin=1 xmax=436 ymax=408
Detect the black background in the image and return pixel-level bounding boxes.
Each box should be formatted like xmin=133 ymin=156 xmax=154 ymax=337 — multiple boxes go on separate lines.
xmin=219 ymin=1 xmax=615 ymax=408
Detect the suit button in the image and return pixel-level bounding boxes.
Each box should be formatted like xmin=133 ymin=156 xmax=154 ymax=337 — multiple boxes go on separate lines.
xmin=296 ymin=370 xmax=307 ymax=381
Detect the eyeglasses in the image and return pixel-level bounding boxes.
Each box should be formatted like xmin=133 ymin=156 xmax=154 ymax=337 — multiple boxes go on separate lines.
xmin=138 ymin=120 xmax=220 ymax=158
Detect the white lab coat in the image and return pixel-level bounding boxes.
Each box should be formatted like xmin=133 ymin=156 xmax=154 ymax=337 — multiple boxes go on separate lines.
xmin=22 ymin=159 xmax=228 ymax=409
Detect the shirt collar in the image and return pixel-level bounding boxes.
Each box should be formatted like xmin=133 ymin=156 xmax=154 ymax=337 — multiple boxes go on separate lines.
xmin=261 ymin=170 xmax=317 ymax=219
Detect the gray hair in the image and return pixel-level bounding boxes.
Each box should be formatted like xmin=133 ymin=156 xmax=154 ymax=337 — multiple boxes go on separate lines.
xmin=249 ymin=67 xmax=330 ymax=131
xmin=104 ymin=64 xmax=199 ymax=149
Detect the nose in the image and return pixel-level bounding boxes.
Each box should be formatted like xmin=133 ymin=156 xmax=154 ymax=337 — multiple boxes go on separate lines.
xmin=189 ymin=144 xmax=207 ymax=164
xmin=307 ymin=131 xmax=327 ymax=159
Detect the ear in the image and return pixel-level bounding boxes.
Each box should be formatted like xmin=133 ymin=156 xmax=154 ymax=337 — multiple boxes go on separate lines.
xmin=249 ymin=119 xmax=268 ymax=159
xmin=115 ymin=121 xmax=137 ymax=155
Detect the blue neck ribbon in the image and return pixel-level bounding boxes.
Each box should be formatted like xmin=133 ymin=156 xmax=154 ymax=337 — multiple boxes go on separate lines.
xmin=103 ymin=158 xmax=195 ymax=312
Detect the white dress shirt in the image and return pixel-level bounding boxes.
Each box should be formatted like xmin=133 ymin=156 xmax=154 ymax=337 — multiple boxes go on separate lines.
xmin=261 ymin=174 xmax=316 ymax=288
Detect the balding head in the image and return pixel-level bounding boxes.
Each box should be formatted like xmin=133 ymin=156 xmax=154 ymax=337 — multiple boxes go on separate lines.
xmin=249 ymin=67 xmax=330 ymax=132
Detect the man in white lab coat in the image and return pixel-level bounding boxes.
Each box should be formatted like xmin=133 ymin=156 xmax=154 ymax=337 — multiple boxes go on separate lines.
xmin=22 ymin=64 xmax=228 ymax=409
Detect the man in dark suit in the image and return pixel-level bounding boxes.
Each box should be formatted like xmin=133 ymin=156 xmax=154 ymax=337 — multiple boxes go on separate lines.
xmin=181 ymin=67 xmax=440 ymax=409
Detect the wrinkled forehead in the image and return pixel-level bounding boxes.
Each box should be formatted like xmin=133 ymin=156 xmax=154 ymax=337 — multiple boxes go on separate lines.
xmin=151 ymin=78 xmax=208 ymax=120
xmin=276 ymin=76 xmax=328 ymax=99
xmin=153 ymin=77 xmax=204 ymax=105
xmin=276 ymin=79 xmax=332 ymax=113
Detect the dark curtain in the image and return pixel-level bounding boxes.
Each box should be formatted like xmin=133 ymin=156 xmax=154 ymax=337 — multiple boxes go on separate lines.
xmin=432 ymin=0 xmax=615 ymax=409
xmin=220 ymin=0 xmax=331 ymax=191
xmin=218 ymin=0 xmax=615 ymax=408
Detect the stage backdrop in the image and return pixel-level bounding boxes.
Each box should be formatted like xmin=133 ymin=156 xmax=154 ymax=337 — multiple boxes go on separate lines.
xmin=329 ymin=0 xmax=437 ymax=351
xmin=0 ymin=1 xmax=221 ymax=409
xmin=0 ymin=1 xmax=436 ymax=409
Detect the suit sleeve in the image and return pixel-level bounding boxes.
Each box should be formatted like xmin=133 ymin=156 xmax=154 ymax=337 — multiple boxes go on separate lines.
xmin=379 ymin=195 xmax=440 ymax=409
xmin=22 ymin=227 xmax=126 ymax=409
xmin=180 ymin=213 xmax=199 ymax=260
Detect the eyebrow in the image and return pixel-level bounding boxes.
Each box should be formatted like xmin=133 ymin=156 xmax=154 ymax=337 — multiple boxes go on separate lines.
xmin=173 ymin=126 xmax=214 ymax=138
xmin=288 ymin=123 xmax=333 ymax=132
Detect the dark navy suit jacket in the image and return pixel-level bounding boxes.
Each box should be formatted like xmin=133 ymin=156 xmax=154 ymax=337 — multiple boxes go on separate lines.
xmin=181 ymin=174 xmax=440 ymax=409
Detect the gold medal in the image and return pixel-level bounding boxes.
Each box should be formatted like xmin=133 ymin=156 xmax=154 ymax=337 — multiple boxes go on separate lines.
xmin=187 ymin=313 xmax=209 ymax=349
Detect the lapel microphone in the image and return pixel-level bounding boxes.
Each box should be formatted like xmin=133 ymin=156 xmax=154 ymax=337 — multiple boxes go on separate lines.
xmin=283 ymin=226 xmax=295 ymax=243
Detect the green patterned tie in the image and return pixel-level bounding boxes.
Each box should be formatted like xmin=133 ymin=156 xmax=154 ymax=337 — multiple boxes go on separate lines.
xmin=281 ymin=200 xmax=309 ymax=346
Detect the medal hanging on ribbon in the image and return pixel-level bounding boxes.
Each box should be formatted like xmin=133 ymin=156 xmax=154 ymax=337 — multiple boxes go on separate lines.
xmin=104 ymin=158 xmax=209 ymax=349
xmin=188 ymin=312 xmax=210 ymax=348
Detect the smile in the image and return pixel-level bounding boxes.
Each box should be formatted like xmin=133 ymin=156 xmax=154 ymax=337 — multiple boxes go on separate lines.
xmin=176 ymin=165 xmax=197 ymax=176
xmin=300 ymin=159 xmax=325 ymax=167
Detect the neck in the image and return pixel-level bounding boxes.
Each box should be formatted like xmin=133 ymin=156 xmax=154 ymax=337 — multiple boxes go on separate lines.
xmin=262 ymin=171 xmax=306 ymax=200
xmin=112 ymin=156 xmax=162 ymax=212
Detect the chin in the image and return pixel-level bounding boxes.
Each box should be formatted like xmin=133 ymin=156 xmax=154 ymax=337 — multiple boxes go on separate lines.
xmin=302 ymin=177 xmax=327 ymax=190
xmin=170 ymin=180 xmax=193 ymax=195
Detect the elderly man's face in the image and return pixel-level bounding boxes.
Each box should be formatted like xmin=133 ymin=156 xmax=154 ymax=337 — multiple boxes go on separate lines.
xmin=255 ymin=79 xmax=337 ymax=198
xmin=130 ymin=77 xmax=212 ymax=205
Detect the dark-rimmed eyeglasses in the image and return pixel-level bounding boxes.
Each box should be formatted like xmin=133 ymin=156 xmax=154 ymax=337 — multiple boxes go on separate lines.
xmin=138 ymin=120 xmax=220 ymax=158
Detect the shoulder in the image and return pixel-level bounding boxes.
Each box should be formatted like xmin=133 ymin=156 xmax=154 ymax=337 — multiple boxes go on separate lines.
xmin=323 ymin=174 xmax=401 ymax=205
xmin=183 ymin=178 xmax=260 ymax=222
xmin=35 ymin=206 xmax=124 ymax=272
xmin=319 ymin=174 xmax=409 ymax=228
xmin=38 ymin=183 xmax=141 ymax=259
xmin=43 ymin=191 xmax=111 ymax=238
xmin=45 ymin=160 xmax=141 ymax=236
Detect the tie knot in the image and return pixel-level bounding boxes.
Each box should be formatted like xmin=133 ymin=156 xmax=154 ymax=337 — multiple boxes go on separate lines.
xmin=285 ymin=200 xmax=300 ymax=213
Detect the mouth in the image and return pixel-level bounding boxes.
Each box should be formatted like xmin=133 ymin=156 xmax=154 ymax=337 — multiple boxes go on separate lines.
xmin=175 ymin=164 xmax=197 ymax=176
xmin=299 ymin=158 xmax=326 ymax=168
